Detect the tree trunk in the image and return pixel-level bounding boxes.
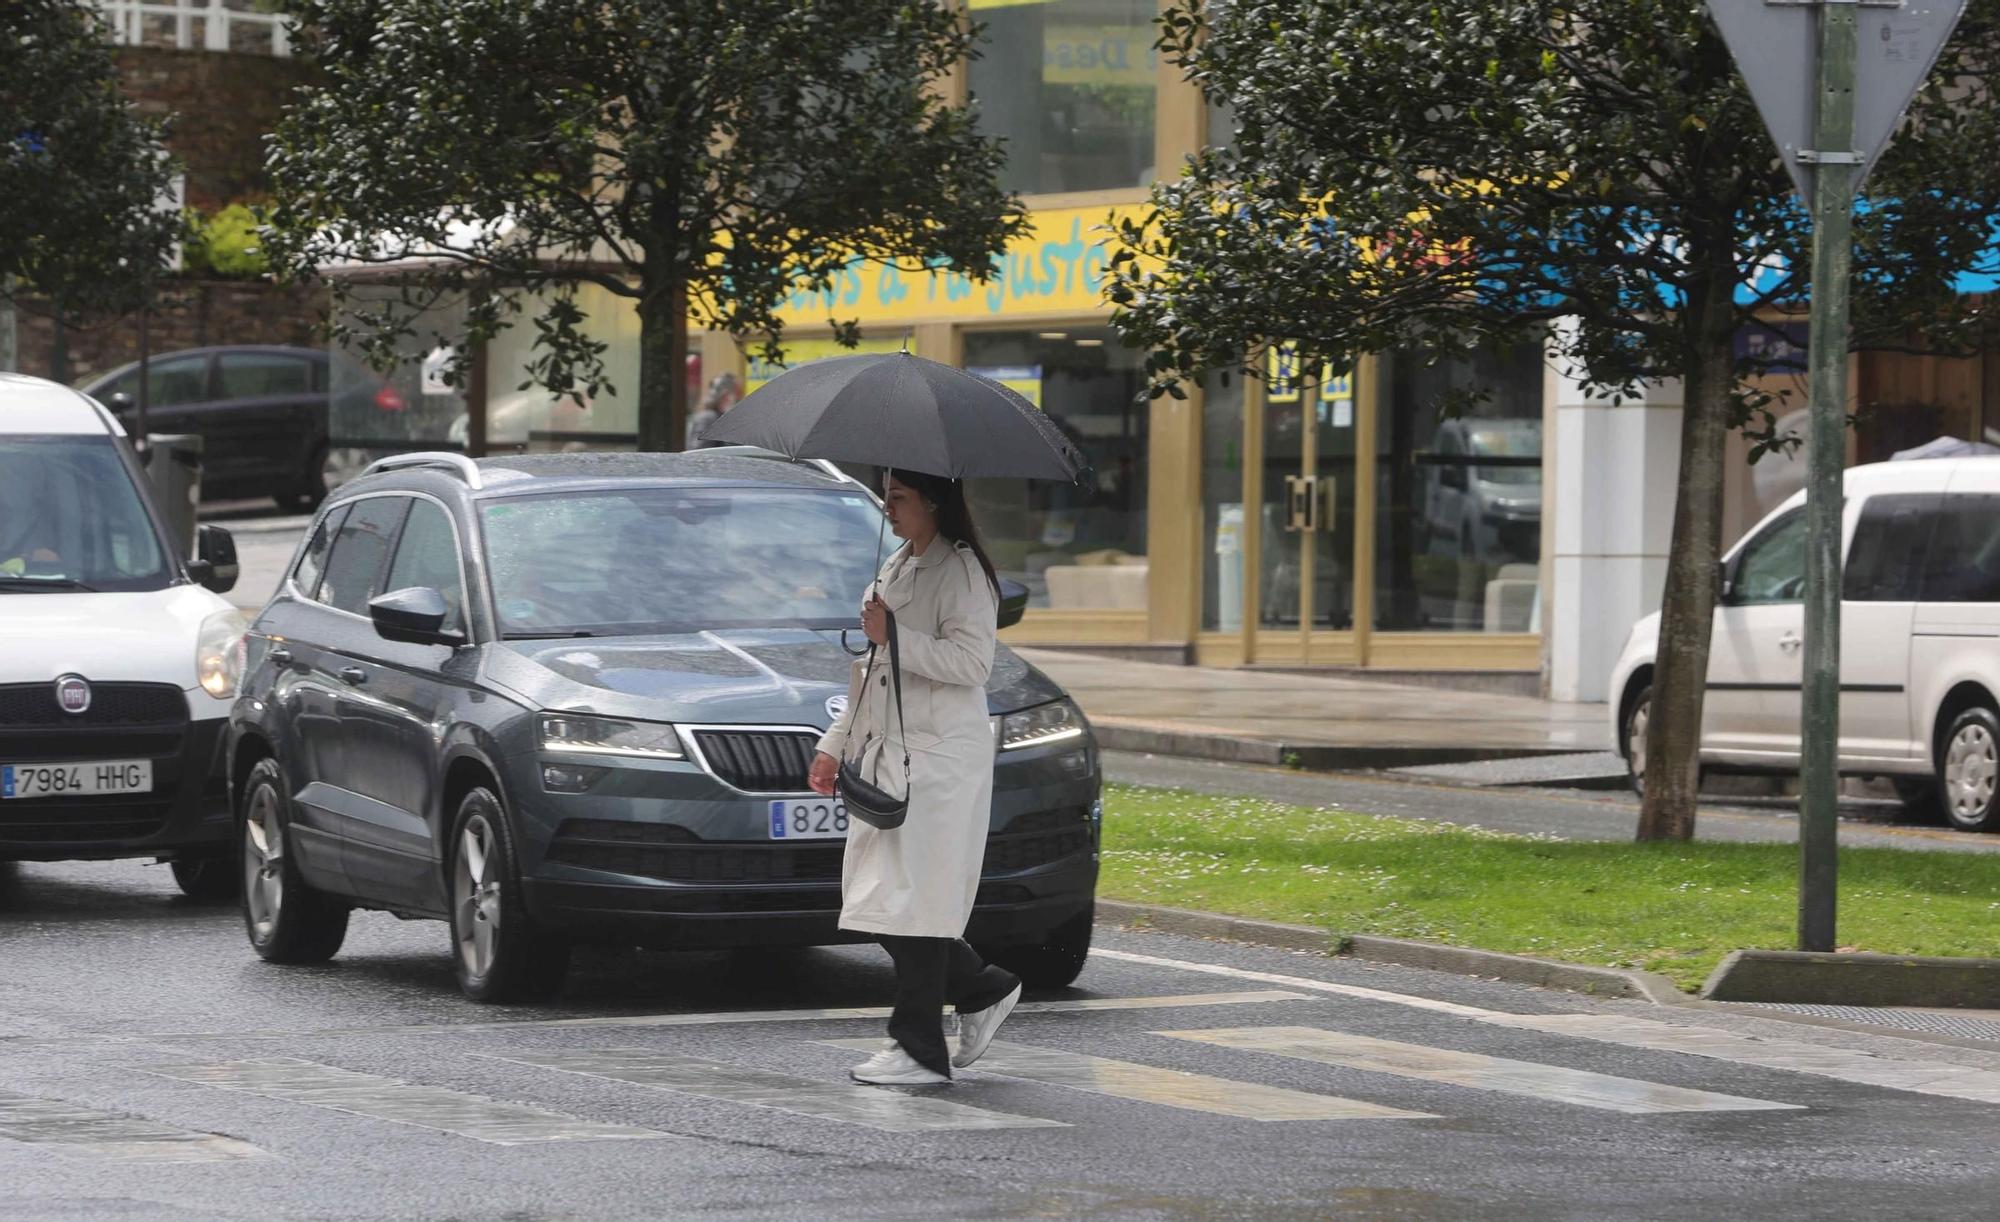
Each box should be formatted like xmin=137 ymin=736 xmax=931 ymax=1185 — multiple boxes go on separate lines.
xmin=637 ymin=277 xmax=689 ymax=453
xmin=1636 ymin=248 xmax=1738 ymax=842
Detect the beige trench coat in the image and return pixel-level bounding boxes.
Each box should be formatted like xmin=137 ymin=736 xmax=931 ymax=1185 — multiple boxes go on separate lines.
xmin=817 ymin=538 xmax=997 ymax=938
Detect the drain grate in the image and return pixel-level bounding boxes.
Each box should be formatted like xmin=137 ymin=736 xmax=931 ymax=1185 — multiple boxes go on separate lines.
xmin=1741 ymin=1002 xmax=2000 ymax=1042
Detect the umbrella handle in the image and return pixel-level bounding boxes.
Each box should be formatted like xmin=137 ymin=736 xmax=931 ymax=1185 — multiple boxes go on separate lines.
xmin=839 ymin=627 xmax=871 ymax=657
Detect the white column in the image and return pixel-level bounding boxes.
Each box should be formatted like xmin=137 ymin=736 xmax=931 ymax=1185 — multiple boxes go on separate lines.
xmin=1547 ymin=318 xmax=1684 ymax=703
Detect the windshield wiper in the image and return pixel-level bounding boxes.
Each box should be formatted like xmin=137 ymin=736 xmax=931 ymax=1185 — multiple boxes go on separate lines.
xmin=503 ymin=630 xmax=600 ymax=640
xmin=0 ymin=575 xmax=97 ymax=592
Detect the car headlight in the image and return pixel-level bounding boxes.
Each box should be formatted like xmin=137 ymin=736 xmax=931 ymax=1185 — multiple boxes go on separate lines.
xmin=539 ymin=713 xmax=685 ymax=760
xmin=196 ymin=609 xmax=248 ymax=699
xmin=997 ymin=699 xmax=1087 ymax=751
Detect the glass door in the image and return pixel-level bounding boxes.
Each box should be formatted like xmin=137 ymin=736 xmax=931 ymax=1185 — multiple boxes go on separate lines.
xmin=1256 ymin=350 xmax=1358 ymax=659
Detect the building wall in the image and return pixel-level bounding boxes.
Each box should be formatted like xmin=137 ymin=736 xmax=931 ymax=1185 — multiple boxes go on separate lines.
xmin=115 ymin=46 xmax=311 ymax=211
xmin=16 ymin=280 xmax=323 ymax=387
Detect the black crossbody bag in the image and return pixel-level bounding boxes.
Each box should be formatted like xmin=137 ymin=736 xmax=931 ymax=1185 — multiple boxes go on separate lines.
xmin=837 ymin=608 xmax=911 ymax=830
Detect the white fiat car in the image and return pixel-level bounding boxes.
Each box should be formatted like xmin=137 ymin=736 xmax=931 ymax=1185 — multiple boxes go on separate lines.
xmin=1611 ymin=455 xmax=2000 ymax=831
xmin=0 ymin=374 xmax=246 ymax=896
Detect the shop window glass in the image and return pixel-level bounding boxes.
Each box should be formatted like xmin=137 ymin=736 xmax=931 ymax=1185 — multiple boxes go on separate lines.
xmin=962 ymin=327 xmax=1148 ymax=609
xmin=1201 ymin=369 xmax=1246 ymax=631
xmin=969 ymin=0 xmax=1159 ymax=195
xmin=1375 ymin=345 xmax=1544 ymax=632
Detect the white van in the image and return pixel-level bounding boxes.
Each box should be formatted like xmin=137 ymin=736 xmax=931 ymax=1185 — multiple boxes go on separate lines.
xmin=1610 ymin=455 xmax=2000 ymax=831
xmin=0 ymin=373 xmax=247 ymax=896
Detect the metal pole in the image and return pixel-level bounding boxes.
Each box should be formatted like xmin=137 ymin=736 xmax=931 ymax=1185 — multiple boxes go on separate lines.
xmin=0 ymin=276 xmax=16 ymax=374
xmin=1798 ymin=0 xmax=1858 ymax=953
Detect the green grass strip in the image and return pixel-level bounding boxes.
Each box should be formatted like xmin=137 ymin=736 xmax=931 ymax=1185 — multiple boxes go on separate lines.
xmin=1098 ymin=783 xmax=2000 ymax=990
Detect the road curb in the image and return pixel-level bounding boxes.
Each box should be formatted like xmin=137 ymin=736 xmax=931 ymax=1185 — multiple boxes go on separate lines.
xmin=1700 ymin=949 xmax=2000 ymax=1007
xmin=1095 ymin=899 xmax=1687 ymax=1003
xmin=1089 ymin=721 xmax=1582 ymax=772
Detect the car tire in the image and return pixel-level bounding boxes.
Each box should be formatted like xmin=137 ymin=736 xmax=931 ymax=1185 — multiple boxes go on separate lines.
xmin=240 ymin=758 xmax=349 ymax=964
xmin=980 ymin=901 xmax=1093 ymax=990
xmin=449 ymin=787 xmax=570 ymax=1004
xmin=1622 ymin=684 xmax=1652 ymax=797
xmin=1889 ymin=776 xmax=1944 ymax=823
xmin=1937 ymin=707 xmax=2000 ymax=833
xmin=170 ymin=855 xmax=238 ymax=903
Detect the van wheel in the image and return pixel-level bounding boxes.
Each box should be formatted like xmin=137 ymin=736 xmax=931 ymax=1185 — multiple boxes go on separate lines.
xmin=449 ymin=788 xmax=570 ymax=1003
xmin=980 ymin=902 xmax=1093 ymax=990
xmin=241 ymin=758 xmax=349 ymax=963
xmin=1889 ymin=776 xmax=1944 ymax=823
xmin=1938 ymin=708 xmax=2000 ymax=832
xmin=170 ymin=855 xmax=238 ymax=903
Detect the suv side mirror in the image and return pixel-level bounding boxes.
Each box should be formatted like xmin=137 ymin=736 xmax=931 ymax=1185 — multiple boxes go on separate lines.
xmin=189 ymin=524 xmax=239 ymax=594
xmin=1718 ymin=558 xmax=1735 ymax=604
xmin=997 ymin=577 xmax=1029 ymax=631
xmin=370 ymin=586 xmax=465 ymax=647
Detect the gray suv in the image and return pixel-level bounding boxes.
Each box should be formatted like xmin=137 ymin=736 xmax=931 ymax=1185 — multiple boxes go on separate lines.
xmin=226 ymin=450 xmax=1100 ymax=1002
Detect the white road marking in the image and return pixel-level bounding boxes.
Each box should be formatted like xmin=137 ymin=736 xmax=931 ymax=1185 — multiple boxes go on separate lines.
xmin=0 ymin=1091 xmax=262 ymax=1162
xmin=144 ymin=1057 xmax=669 ymax=1145
xmin=1160 ymin=1026 xmax=1800 ymax=1114
xmin=820 ymin=1038 xmax=1433 ymax=1122
xmin=1487 ymin=1014 xmax=2000 ymax=1105
xmin=489 ymin=1049 xmax=1065 ymax=1133
xmin=5 ymin=991 xmax=1310 ymax=1048
xmin=1093 ymin=949 xmax=1508 ymax=1019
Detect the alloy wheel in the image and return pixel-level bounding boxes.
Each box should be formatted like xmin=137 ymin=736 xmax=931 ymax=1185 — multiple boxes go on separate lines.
xmin=1627 ymin=699 xmax=1650 ymax=785
xmin=243 ymin=785 xmax=284 ymax=941
xmin=454 ymin=815 xmax=503 ymax=979
xmin=1945 ymin=723 xmax=1998 ymax=823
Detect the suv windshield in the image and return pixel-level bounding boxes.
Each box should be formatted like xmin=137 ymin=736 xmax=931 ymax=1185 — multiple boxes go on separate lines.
xmin=0 ymin=436 xmax=171 ymax=591
xmin=480 ymin=486 xmax=885 ymax=637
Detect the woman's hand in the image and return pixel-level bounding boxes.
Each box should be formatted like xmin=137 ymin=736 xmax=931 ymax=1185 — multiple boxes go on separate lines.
xmin=861 ymin=595 xmax=889 ymax=647
xmin=808 ymin=751 xmax=838 ymax=796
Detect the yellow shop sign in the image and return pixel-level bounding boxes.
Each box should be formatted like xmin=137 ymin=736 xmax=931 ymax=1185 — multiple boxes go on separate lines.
xmin=769 ymin=204 xmax=1137 ymax=328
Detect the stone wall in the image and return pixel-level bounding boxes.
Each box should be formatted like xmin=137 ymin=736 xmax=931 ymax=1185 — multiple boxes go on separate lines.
xmin=115 ymin=46 xmax=312 ymax=212
xmin=15 ymin=279 xmax=326 ymax=386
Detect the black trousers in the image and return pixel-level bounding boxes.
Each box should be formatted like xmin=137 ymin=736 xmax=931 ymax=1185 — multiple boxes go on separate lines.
xmin=879 ymin=936 xmax=1020 ymax=1077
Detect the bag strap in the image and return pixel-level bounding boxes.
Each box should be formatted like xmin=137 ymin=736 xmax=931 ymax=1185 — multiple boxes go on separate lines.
xmin=851 ymin=607 xmax=912 ymax=785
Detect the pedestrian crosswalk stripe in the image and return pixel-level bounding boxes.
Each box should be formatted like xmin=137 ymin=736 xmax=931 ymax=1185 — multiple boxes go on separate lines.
xmin=1158 ymin=1026 xmax=1802 ymax=1114
xmin=0 ymin=1091 xmax=263 ymax=1162
xmin=488 ymin=1049 xmax=1066 ymax=1133
xmin=144 ymin=1057 xmax=669 ymax=1145
xmin=12 ymin=991 xmax=1310 ymax=1048
xmin=820 ymin=1038 xmax=1434 ymax=1122
xmin=1485 ymin=1014 xmax=2000 ymax=1104
xmin=1094 ymin=949 xmax=1507 ymax=1020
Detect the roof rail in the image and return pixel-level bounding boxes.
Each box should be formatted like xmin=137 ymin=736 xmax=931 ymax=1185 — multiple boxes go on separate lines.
xmin=359 ymin=451 xmax=484 ymax=490
xmin=700 ymin=445 xmax=857 ymax=487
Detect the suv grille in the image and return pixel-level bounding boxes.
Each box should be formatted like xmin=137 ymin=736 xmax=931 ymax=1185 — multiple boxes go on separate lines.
xmin=691 ymin=730 xmax=819 ymax=793
xmin=546 ymin=806 xmax=1095 ymax=885
xmin=0 ymin=682 xmax=188 ymax=762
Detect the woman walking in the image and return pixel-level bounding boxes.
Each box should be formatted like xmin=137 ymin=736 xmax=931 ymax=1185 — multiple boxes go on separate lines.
xmin=807 ymin=468 xmax=1023 ymax=1086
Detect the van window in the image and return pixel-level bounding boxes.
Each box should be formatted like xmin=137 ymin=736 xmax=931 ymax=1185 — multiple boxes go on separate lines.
xmin=1845 ymin=494 xmax=1937 ymax=601
xmin=0 ymin=436 xmax=171 ymax=592
xmin=1919 ymin=494 xmax=2000 ymax=603
xmin=318 ymin=497 xmax=409 ymax=615
xmin=383 ymin=500 xmax=464 ymax=632
xmin=291 ymin=504 xmax=350 ymax=601
xmin=1730 ymin=508 xmax=1807 ymax=604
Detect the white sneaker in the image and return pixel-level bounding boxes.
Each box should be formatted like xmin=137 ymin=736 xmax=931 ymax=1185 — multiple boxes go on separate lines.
xmin=952 ymin=982 xmax=1023 ymax=1069
xmin=850 ymin=1043 xmax=949 ymax=1085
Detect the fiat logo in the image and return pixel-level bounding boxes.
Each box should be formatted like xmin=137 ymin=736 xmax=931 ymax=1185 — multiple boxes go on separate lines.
xmin=825 ymin=695 xmax=848 ymax=720
xmin=55 ymin=675 xmax=91 ymax=716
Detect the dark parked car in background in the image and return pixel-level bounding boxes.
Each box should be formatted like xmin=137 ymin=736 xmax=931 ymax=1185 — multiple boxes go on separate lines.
xmin=83 ymin=345 xmax=409 ymax=512
xmin=226 ymin=449 xmax=1101 ymax=1003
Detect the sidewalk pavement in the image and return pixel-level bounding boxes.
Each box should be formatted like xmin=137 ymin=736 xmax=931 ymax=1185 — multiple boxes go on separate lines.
xmin=1013 ymin=648 xmax=1613 ymax=770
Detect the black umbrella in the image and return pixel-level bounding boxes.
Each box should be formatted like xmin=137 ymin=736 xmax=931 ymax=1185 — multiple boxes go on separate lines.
xmin=699 ymin=351 xmax=1087 ymax=482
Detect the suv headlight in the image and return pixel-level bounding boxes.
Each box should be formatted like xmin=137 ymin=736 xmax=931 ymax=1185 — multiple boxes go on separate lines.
xmin=196 ymin=609 xmax=248 ymax=699
xmin=539 ymin=713 xmax=685 ymax=760
xmin=997 ymin=699 xmax=1087 ymax=751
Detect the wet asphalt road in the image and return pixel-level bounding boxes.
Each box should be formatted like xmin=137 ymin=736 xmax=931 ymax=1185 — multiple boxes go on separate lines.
xmin=5 ymin=857 xmax=2000 ymax=1220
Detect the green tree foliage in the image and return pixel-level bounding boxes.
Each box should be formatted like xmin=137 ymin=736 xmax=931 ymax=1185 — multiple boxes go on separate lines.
xmin=1109 ymin=0 xmax=2000 ymax=840
xmin=264 ymin=0 xmax=1027 ymax=451
xmin=0 ymin=0 xmax=181 ymax=324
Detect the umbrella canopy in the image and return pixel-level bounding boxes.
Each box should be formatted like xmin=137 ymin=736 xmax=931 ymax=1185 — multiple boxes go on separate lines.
xmin=699 ymin=352 xmax=1087 ymax=482
xmin=1891 ymin=435 xmax=2000 ymax=462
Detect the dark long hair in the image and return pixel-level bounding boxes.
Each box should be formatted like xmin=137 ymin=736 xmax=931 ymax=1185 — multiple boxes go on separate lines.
xmin=885 ymin=468 xmax=1001 ymax=599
